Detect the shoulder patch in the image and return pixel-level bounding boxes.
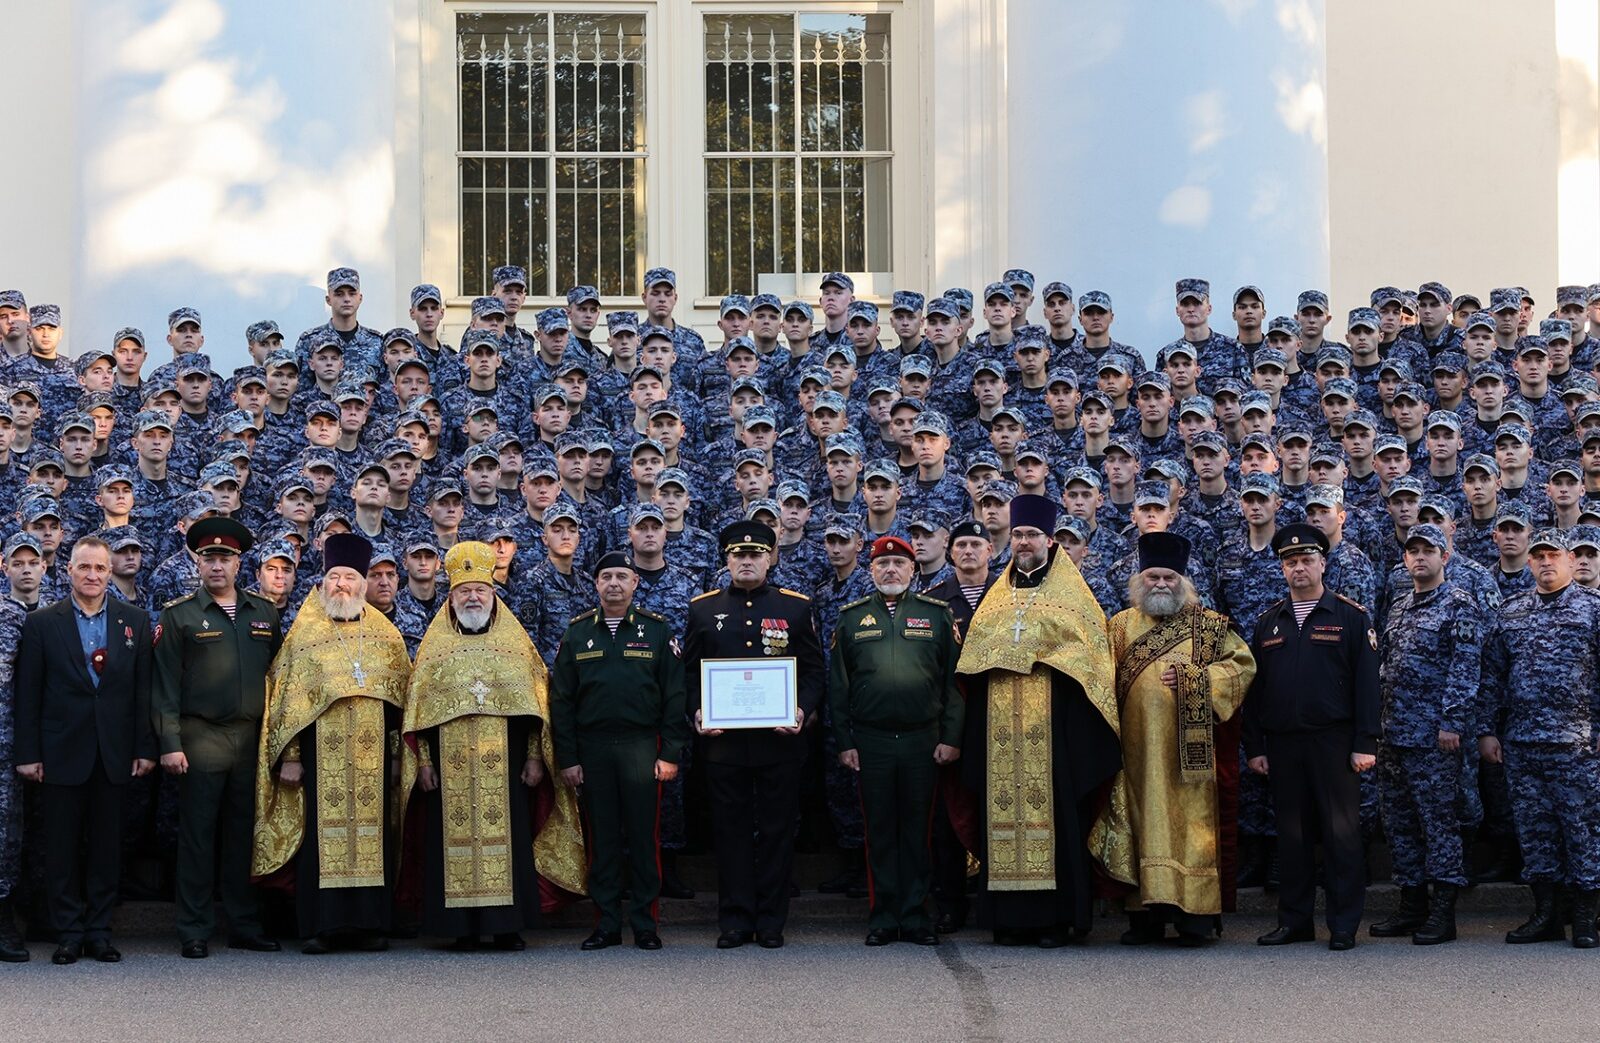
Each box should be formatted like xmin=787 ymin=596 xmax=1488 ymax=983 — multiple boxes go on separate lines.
xmin=690 ymin=590 xmax=720 ymax=603
xmin=634 ymin=607 xmax=666 ymax=622
xmin=162 ymin=593 xmax=196 ymax=609
xmin=778 ymin=587 xmax=813 ymax=601
xmin=841 ymin=595 xmax=873 ymax=612
xmin=1335 ymin=593 xmax=1368 ymax=614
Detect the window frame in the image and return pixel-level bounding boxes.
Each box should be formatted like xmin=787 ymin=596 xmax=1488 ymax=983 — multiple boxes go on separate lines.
xmin=424 ymin=0 xmax=663 ymax=310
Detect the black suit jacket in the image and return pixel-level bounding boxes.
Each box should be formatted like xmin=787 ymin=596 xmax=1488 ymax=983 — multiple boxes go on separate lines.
xmin=15 ymin=596 xmax=156 ymax=786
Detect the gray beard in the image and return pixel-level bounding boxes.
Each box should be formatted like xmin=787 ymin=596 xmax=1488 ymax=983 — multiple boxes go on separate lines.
xmin=1136 ymin=588 xmax=1186 ymax=618
xmin=318 ymin=589 xmax=364 ymax=620
xmin=455 ymin=604 xmax=492 ymax=631
xmin=876 ymin=580 xmax=909 ymax=597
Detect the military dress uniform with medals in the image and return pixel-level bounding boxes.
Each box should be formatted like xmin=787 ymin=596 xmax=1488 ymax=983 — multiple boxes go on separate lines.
xmin=683 ymin=522 xmax=825 ymax=947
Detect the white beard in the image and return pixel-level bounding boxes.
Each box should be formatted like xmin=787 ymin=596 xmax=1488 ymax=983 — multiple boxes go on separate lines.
xmin=318 ymin=589 xmax=365 ymax=621
xmin=876 ymin=580 xmax=910 ymax=597
xmin=1136 ymin=587 xmax=1185 ymax=618
xmin=455 ymin=604 xmax=492 ymax=631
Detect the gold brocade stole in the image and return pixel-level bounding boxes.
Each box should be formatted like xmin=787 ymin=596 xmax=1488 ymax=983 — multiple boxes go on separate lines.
xmin=1115 ymin=608 xmax=1229 ymax=784
xmin=439 ymin=715 xmax=515 ymax=909
xmin=986 ymin=668 xmax=1057 ymax=891
xmin=315 ymin=698 xmax=388 ymax=889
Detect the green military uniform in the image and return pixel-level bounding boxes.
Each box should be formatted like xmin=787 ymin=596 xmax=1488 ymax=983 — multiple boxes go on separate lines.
xmin=152 ymin=587 xmax=283 ymax=944
xmin=829 ymin=590 xmax=964 ymax=936
xmin=549 ymin=604 xmax=689 ymax=939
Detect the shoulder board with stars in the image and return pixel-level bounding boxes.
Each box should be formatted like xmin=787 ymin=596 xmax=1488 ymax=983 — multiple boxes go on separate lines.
xmin=912 ymin=592 xmax=950 ymax=608
xmin=162 ymin=593 xmax=197 ymax=609
xmin=635 ymin=607 xmax=667 ymax=623
xmin=1335 ymin=593 xmax=1368 ymax=614
xmin=840 ymin=595 xmax=873 ymax=612
xmin=569 ymin=608 xmax=598 ymax=624
xmin=777 ymin=588 xmax=812 ymax=601
xmin=690 ymin=590 xmax=720 ymax=603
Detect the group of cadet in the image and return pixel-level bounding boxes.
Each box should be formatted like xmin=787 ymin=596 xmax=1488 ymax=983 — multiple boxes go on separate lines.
xmin=1 ymin=265 xmax=1600 ymax=958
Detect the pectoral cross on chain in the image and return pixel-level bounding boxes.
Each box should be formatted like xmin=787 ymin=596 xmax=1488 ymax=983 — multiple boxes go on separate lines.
xmin=352 ymin=661 xmax=367 ymax=688
xmin=1011 ymin=617 xmax=1026 ymax=644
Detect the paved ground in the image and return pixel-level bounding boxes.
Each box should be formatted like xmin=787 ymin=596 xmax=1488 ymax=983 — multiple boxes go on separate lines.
xmin=3 ymin=908 xmax=1598 ymax=1042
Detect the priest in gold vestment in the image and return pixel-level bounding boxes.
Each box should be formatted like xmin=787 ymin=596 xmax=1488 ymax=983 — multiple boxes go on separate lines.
xmin=956 ymin=494 xmax=1131 ymax=947
xmin=1107 ymin=532 xmax=1255 ymax=947
xmin=252 ymin=534 xmax=412 ymax=952
xmin=401 ymin=541 xmax=585 ymax=951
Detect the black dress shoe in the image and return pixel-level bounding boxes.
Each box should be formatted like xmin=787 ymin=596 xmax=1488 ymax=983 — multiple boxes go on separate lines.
xmin=715 ymin=930 xmax=751 ymax=949
xmin=227 ymin=935 xmax=281 ymax=952
xmin=1256 ymin=925 xmax=1315 ymax=946
xmin=1328 ymin=933 xmax=1356 ymax=951
xmin=85 ymin=939 xmax=121 ymax=963
xmin=492 ymin=932 xmax=525 ymax=951
xmin=301 ymin=935 xmax=331 ymax=955
xmin=449 ymin=936 xmax=480 ymax=952
xmin=181 ymin=940 xmax=209 ymax=959
xmin=934 ymin=911 xmax=963 ymax=935
xmin=864 ymin=928 xmax=897 ymax=946
xmin=1036 ymin=931 xmax=1069 ymax=949
xmin=52 ymin=942 xmax=81 ymax=965
xmin=904 ymin=927 xmax=940 ymax=946
xmin=756 ymin=932 xmax=784 ymax=949
xmin=581 ymin=930 xmax=621 ymax=951
xmin=634 ymin=931 xmax=662 ymax=951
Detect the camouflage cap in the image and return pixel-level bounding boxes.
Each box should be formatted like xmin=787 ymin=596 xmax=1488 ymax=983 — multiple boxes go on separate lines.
xmin=1314 ymin=346 xmax=1353 ymax=371
xmin=1425 ymin=410 xmax=1462 ymax=434
xmin=24 ymin=304 xmax=59 ymax=328
xmin=728 ymin=375 xmax=765 ymax=398
xmin=654 ymin=466 xmax=692 ymax=492
xmin=55 ymin=412 xmax=95 ymax=437
xmin=327 ymin=267 xmax=361 ymax=291
xmin=217 ymin=409 xmax=261 ymax=434
xmin=1078 ymin=289 xmax=1110 ymax=310
xmin=1239 ymin=390 xmax=1274 ymax=416
xmin=732 ymin=447 xmax=769 ymax=471
xmin=974 ymin=358 xmax=1008 ymax=380
xmin=820 ymin=271 xmax=854 ymax=292
xmin=1188 ymin=430 xmax=1228 ymax=455
xmin=536 ymin=306 xmax=570 ymax=333
xmin=1175 ymin=278 xmax=1210 ymax=302
xmin=1296 ymin=289 xmax=1330 ymax=312
xmin=899 ymin=353 xmax=934 ymax=378
xmin=744 ymin=498 xmax=781 ymax=522
xmin=741 ymin=404 xmax=778 ymax=429
xmin=1045 ymin=366 xmax=1079 ymax=389
xmin=1240 ymin=472 xmax=1282 ymax=499
xmin=1233 ymin=284 xmax=1264 ymax=306
xmin=1305 ymin=484 xmax=1345 ymax=509
xmin=978 ymin=479 xmax=1018 ymax=504
xmin=846 ymin=300 xmax=879 ymax=324
xmin=1541 ymin=319 xmax=1573 ymax=343
xmin=1266 ymin=315 xmax=1302 ymax=337
xmin=1568 ymin=524 xmax=1600 ymax=551
xmin=1004 ymin=269 xmax=1035 ymax=292
xmin=964 ymin=450 xmax=1003 ymax=475
xmin=199 ymin=460 xmax=240 ymax=487
xmin=175 ymin=354 xmax=214 ymax=378
xmin=1369 ymin=286 xmax=1404 ymax=308
xmin=1013 ymin=440 xmax=1048 ymax=464
xmin=1494 ymin=502 xmax=1533 ymax=529
xmin=1403 ymin=523 xmax=1448 ymax=550
xmin=1549 ymin=457 xmax=1584 ymax=482
xmin=1062 ymin=465 xmax=1102 ymax=490
xmin=1341 ymin=407 xmax=1377 ymax=431
xmin=1346 ymin=307 xmax=1380 ymax=331
xmin=73 ymin=348 xmax=115 ymax=376
xmin=425 ymin=478 xmax=464 ymax=502
xmin=1240 ymin=432 xmax=1277 ymax=455
xmin=176 ymin=490 xmax=219 ymax=522
xmin=1516 ymin=336 xmax=1549 ymax=357
xmin=1252 ymin=347 xmax=1289 ymax=371
xmin=132 ymin=409 xmax=174 ymax=434
xmin=1385 ymin=476 xmax=1425 ymax=500
xmin=783 ymin=299 xmax=815 ymax=322
xmin=629 ymin=502 xmax=667 ymax=527
xmin=923 ymin=296 xmax=959 ymax=320
xmin=1488 ymin=287 xmax=1520 ymax=313
xmin=1528 ymin=526 xmax=1567 ymax=551
xmin=776 ymin=479 xmax=811 ymax=504
xmin=265 ymin=347 xmax=301 ymax=371
xmin=811 ymin=390 xmax=847 ymax=415
xmin=543 ymin=501 xmax=582 ymax=528
xmin=167 ymin=306 xmax=202 ymax=329
xmin=9 ymin=381 xmax=43 ymax=403
xmin=982 ymin=282 xmax=1015 ymax=304
xmin=0 ymin=290 xmax=26 ymax=310
xmin=910 ymin=410 xmax=952 ymax=438
xmin=535 ymin=384 xmax=571 ymax=407
xmin=1013 ymin=324 xmax=1049 ymax=351
xmin=991 ymin=405 xmax=1029 ymax=427
xmin=409 ymin=283 xmax=443 ymax=307
xmin=1143 ymin=458 xmax=1187 ymax=483
xmin=824 ymin=512 xmax=864 ymax=540
xmin=93 ymin=463 xmax=136 ymax=490
xmin=1372 ymin=433 xmax=1408 ymax=457
xmin=3 ymin=532 xmax=43 ymax=558
xmin=521 ymin=453 xmax=558 ymax=480
xmin=643 ymin=266 xmax=677 ymax=289
xmin=565 ymin=284 xmax=600 ymax=306
xmin=942 ymin=287 xmax=974 ymax=311
xmin=891 ymin=290 xmax=925 ymax=314
xmin=1462 ymin=453 xmax=1500 ymax=477
xmin=1054 ymin=515 xmax=1090 ymax=543
xmin=628 ymin=437 xmax=666 ymax=459
xmin=719 ymin=293 xmax=750 ymax=318
xmin=1137 ymin=371 xmax=1172 ymax=394
xmin=463 ymin=443 xmax=502 ymax=468
xmin=862 ymin=458 xmax=901 ymax=484
xmin=606 ymin=310 xmax=641 ymax=334
xmin=1321 ymin=377 xmax=1358 ymax=401
xmin=1309 ymin=442 xmax=1346 ymax=468
xmin=749 ymin=292 xmax=783 ymax=314
xmin=1134 ymin=480 xmax=1174 ymax=509
xmin=1178 ymin=395 xmax=1215 ymax=419
xmin=1417 ymin=281 xmax=1452 ymax=305
xmin=470 ymin=296 xmax=507 ymax=320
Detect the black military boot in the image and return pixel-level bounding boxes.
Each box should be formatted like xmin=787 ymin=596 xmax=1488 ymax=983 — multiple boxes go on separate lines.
xmin=1506 ymin=882 xmax=1566 ymax=944
xmin=1412 ymin=884 xmax=1458 ymax=945
xmin=1370 ymin=885 xmax=1429 ymax=937
xmin=0 ymin=898 xmax=28 ymax=962
xmin=1571 ymin=889 xmax=1599 ymax=949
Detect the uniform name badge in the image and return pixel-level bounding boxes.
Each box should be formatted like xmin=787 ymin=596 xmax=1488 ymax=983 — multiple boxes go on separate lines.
xmin=701 ymin=657 xmax=799 ymax=730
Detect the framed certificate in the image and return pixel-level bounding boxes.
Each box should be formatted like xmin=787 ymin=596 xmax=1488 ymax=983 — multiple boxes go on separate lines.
xmin=701 ymin=657 xmax=799 ymax=730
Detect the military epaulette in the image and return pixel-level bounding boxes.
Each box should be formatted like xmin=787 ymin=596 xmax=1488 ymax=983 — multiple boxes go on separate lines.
xmin=162 ymin=593 xmax=196 ymax=609
xmin=690 ymin=589 xmax=720 ymax=603
xmin=777 ymin=587 xmax=812 ymax=601
xmin=634 ymin=608 xmax=666 ymax=623
xmin=912 ymin=592 xmax=949 ymax=608
xmin=243 ymin=590 xmax=275 ymax=607
xmin=841 ymin=595 xmax=873 ymax=612
xmin=569 ymin=608 xmax=597 ymax=624
xmin=1335 ymin=593 xmax=1368 ymax=614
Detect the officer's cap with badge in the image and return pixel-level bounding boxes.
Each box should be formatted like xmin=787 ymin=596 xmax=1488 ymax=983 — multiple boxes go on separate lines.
xmin=1271 ymin=522 xmax=1328 ymax=559
xmin=869 ymin=535 xmax=914 ymax=561
xmin=187 ymin=516 xmax=254 ymax=557
xmin=594 ymin=550 xmax=636 ymax=576
xmin=720 ymin=520 xmax=776 ymax=557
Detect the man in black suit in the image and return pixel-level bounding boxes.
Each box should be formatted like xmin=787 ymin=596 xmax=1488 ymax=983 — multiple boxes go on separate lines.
xmin=14 ymin=536 xmax=155 ymax=965
xmin=684 ymin=521 xmax=825 ymax=950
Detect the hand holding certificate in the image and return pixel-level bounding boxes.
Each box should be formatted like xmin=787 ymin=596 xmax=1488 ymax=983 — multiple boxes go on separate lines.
xmin=700 ymin=658 xmax=799 ymax=731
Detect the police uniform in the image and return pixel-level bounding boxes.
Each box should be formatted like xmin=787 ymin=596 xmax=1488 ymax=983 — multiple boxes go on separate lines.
xmin=683 ymin=522 xmax=825 ymax=947
xmin=549 ymin=584 xmax=689 ymax=947
xmin=151 ymin=518 xmax=283 ymax=955
xmin=829 ymin=542 xmax=963 ymax=943
xmin=1243 ymin=524 xmax=1380 ymax=948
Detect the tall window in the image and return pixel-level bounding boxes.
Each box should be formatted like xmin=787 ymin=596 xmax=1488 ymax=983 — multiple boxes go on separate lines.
xmin=704 ymin=13 xmax=892 ymax=297
xmin=457 ymin=12 xmax=647 ymax=298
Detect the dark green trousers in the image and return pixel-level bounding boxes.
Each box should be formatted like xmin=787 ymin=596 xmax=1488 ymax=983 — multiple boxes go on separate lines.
xmin=175 ymin=721 xmax=263 ymax=942
xmin=856 ymin=726 xmax=939 ymax=932
xmin=578 ymin=734 xmax=661 ymax=936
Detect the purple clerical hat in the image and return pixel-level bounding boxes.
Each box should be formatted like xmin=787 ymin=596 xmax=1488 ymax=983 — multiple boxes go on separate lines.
xmin=1009 ymin=494 xmax=1058 ymax=534
xmin=322 ymin=532 xmax=373 ymax=576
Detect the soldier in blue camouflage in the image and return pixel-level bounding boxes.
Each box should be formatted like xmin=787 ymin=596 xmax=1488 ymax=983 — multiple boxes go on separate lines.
xmin=907 ymin=509 xmax=956 ymax=593
xmin=512 ymin=501 xmax=599 ymax=667
xmin=1305 ymin=484 xmax=1378 ymax=612
xmin=1053 ymin=514 xmax=1119 ymax=615
xmin=638 ymin=267 xmax=707 ymax=398
xmin=812 ymin=513 xmax=873 ymax=895
xmin=0 ymin=583 xmax=25 ymax=959
xmin=1480 ymin=528 xmax=1600 ymax=946
xmin=1156 ymin=279 xmax=1249 ymax=396
xmin=292 ymin=268 xmax=384 ymax=374
xmin=392 ymin=537 xmax=445 ymax=658
xmin=921 ymin=298 xmax=981 ymax=426
xmin=144 ymin=491 xmax=219 ymax=613
xmin=1370 ymin=524 xmax=1481 ymax=943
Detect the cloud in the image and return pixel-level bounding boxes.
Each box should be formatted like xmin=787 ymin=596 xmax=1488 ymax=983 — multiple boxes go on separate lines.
xmin=1159 ymin=186 xmax=1213 ymax=229
xmin=1211 ymin=0 xmax=1259 ymax=22
xmin=1275 ymin=0 xmax=1319 ymax=48
xmin=1272 ymin=73 xmax=1327 ymax=149
xmin=1185 ymin=90 xmax=1229 ymax=154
